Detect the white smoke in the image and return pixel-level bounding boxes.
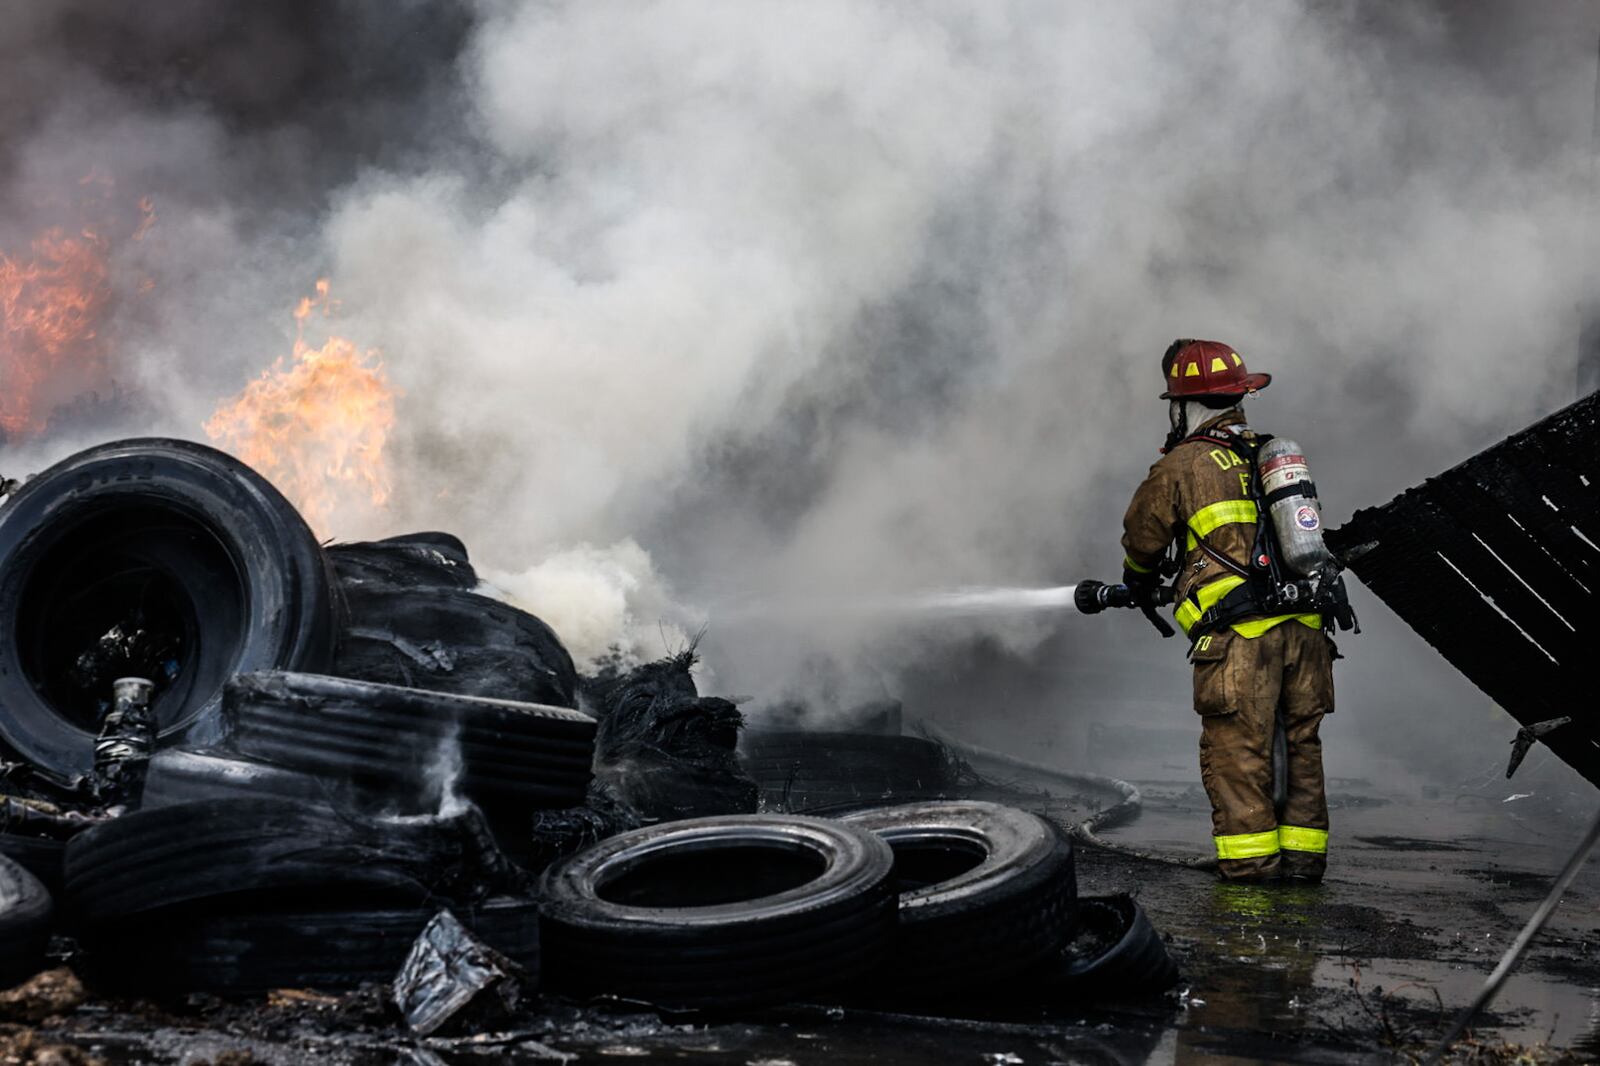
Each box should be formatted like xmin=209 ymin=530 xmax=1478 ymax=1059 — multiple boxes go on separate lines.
xmin=481 ymin=540 xmax=698 ymax=673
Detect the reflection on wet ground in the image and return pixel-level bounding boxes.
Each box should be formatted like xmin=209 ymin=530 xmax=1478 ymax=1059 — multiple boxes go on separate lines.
xmin=35 ymin=756 xmax=1600 ymax=1064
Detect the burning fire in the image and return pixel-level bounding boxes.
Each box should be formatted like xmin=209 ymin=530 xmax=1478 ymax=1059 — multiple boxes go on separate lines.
xmin=0 ymin=227 xmax=113 ymax=439
xmin=204 ymin=280 xmax=397 ymax=538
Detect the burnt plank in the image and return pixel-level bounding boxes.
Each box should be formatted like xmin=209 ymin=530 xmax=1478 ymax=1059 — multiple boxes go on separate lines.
xmin=1464 ymin=456 xmax=1599 ymax=593
xmin=1327 ymin=390 xmax=1600 ymax=787
xmin=1408 ymin=491 xmax=1579 ymax=665
xmin=1344 ymin=508 xmax=1569 ymax=708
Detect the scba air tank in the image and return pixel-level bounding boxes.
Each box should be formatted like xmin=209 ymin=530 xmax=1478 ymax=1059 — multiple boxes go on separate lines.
xmin=1257 ymin=438 xmax=1337 ymax=578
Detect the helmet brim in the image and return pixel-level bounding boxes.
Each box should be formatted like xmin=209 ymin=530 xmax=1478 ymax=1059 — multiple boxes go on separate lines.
xmin=1160 ymin=371 xmax=1272 ymax=400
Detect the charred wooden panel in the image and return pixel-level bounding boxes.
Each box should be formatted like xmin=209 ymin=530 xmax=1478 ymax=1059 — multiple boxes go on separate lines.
xmin=1325 ymin=391 xmax=1600 ymax=787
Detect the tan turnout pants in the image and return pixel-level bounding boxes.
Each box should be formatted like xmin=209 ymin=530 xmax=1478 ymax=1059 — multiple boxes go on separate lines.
xmin=1191 ymin=621 xmax=1334 ymax=882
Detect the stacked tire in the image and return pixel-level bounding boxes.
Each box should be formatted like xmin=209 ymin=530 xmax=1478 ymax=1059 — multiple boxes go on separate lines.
xmin=64 ymin=799 xmax=539 ymax=995
xmin=0 ymin=854 xmax=52 ymax=988
xmin=538 ymin=814 xmax=898 ymax=1008
xmin=839 ymin=801 xmax=1178 ymax=1002
xmin=840 ymin=801 xmax=1078 ymax=997
xmin=739 ymin=732 xmax=954 ymax=812
xmin=219 ymin=671 xmax=597 ymax=815
xmin=1044 ymin=893 xmax=1180 ymax=995
xmin=0 ymin=831 xmax=65 ymax=896
xmin=535 ymin=800 xmax=1178 ymax=1011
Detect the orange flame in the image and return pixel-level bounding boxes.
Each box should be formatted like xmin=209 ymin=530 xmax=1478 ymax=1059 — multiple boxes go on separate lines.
xmin=0 ymin=227 xmax=113 ymax=439
xmin=204 ymin=280 xmax=397 ymax=538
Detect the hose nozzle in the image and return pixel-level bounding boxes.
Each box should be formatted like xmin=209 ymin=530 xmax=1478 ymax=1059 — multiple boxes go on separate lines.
xmin=1074 ymin=578 xmax=1176 ymax=638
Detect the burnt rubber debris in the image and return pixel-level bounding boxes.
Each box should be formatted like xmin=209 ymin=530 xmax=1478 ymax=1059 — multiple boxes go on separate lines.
xmin=0 ymin=438 xmax=1175 ymax=1048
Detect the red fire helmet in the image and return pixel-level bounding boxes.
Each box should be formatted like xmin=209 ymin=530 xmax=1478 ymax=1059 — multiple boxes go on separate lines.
xmin=1160 ymin=339 xmax=1271 ymax=399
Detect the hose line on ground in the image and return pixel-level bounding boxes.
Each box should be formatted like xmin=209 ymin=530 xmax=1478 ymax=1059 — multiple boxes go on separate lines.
xmin=916 ymin=722 xmax=1217 ymax=871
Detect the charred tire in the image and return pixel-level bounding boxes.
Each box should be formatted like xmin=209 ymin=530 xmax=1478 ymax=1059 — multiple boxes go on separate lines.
xmin=85 ymin=897 xmax=538 ymax=996
xmin=326 ymin=533 xmax=478 ymax=592
xmin=141 ymin=748 xmax=351 ymax=809
xmin=0 ymin=853 xmax=52 ymax=987
xmin=539 ymin=814 xmax=896 ymax=1008
xmin=222 ymin=672 xmax=596 ymax=811
xmin=1049 ymin=894 xmax=1178 ymax=995
xmin=740 ymin=732 xmax=953 ymax=812
xmin=63 ymin=799 xmax=484 ymax=923
xmin=336 ymin=585 xmax=579 ymax=709
xmin=840 ymin=801 xmax=1077 ymax=993
xmin=0 ymin=833 xmax=66 ymax=896
xmin=0 ymin=439 xmax=337 ymax=775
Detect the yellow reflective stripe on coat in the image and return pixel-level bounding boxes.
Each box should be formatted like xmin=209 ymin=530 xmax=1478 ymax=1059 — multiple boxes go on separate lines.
xmin=1214 ymin=830 xmax=1281 ymax=860
xmin=1176 ymin=577 xmax=1324 ymax=638
xmin=1185 ymin=499 xmax=1259 ymax=551
xmin=1231 ymin=613 xmax=1324 ymax=638
xmin=1174 ymin=575 xmax=1246 ymax=634
xmin=1278 ymin=825 xmax=1328 ymax=854
xmin=1122 ymin=554 xmax=1156 ymax=575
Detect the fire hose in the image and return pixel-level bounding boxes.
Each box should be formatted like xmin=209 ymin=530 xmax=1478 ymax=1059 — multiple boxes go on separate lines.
xmin=918 ymin=722 xmax=1218 ymax=872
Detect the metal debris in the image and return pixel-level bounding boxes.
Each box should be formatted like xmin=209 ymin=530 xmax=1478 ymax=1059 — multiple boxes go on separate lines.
xmin=92 ymin=678 xmax=155 ymax=811
xmin=393 ymin=910 xmax=525 ymax=1036
xmin=1505 ymin=716 xmax=1571 ymax=778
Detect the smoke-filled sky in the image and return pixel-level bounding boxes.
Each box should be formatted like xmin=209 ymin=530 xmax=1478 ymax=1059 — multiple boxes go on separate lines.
xmin=3 ymin=1 xmax=1597 ymax=784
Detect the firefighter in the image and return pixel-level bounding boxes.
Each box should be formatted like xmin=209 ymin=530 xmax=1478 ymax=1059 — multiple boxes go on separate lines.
xmin=1119 ymin=339 xmax=1336 ymax=884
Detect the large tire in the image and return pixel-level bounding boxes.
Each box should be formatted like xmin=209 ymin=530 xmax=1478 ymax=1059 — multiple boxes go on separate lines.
xmin=335 ymin=584 xmax=578 ymax=708
xmin=1047 ymin=894 xmax=1179 ymax=995
xmin=740 ymin=732 xmax=954 ymax=812
xmin=141 ymin=748 xmax=353 ymax=809
xmin=539 ymin=814 xmax=896 ymax=1008
xmin=0 ymin=853 xmax=52 ymax=987
xmin=0 ymin=439 xmax=337 ymax=775
xmin=221 ymin=672 xmax=596 ymax=811
xmin=63 ymin=799 xmax=506 ymax=923
xmin=0 ymin=833 xmax=66 ymax=896
xmin=84 ymin=896 xmax=538 ymax=996
xmin=326 ymin=533 xmax=479 ymax=593
xmin=840 ymin=801 xmax=1078 ymax=994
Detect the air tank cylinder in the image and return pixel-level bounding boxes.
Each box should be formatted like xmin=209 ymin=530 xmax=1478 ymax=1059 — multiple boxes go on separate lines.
xmin=1257 ymin=438 xmax=1337 ymax=579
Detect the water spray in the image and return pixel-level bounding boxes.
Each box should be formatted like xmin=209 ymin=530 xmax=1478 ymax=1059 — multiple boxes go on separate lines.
xmin=712 ymin=579 xmax=1177 ymax=633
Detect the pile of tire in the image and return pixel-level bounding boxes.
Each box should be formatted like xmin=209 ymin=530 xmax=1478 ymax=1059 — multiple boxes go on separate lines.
xmin=0 ymin=440 xmax=583 ymax=791
xmin=536 ymin=799 xmax=1178 ymax=1010
xmin=0 ymin=440 xmax=596 ymax=993
xmin=739 ymin=730 xmax=956 ymax=812
xmin=61 ymin=798 xmax=540 ymax=996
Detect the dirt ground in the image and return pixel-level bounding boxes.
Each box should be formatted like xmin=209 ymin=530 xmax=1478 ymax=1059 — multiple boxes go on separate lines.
xmin=15 ymin=748 xmax=1599 ymax=1066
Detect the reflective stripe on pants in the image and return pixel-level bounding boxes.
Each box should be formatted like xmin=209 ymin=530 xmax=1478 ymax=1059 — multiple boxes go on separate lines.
xmin=1278 ymin=825 xmax=1328 ymax=854
xmin=1214 ymin=829 xmax=1281 ymax=861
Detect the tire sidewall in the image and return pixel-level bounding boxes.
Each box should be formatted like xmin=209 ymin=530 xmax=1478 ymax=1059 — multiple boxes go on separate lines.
xmin=0 ymin=440 xmax=336 ymax=773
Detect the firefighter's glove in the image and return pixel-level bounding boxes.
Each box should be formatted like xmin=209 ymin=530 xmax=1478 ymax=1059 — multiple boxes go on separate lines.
xmin=1121 ymin=564 xmax=1158 ymax=590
